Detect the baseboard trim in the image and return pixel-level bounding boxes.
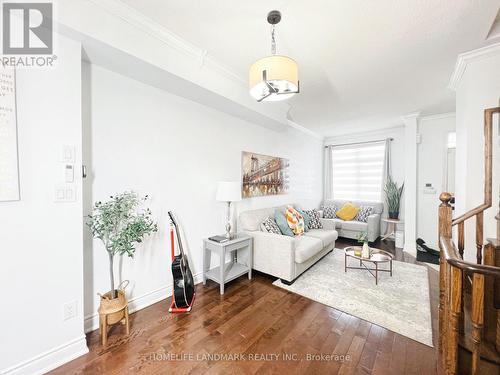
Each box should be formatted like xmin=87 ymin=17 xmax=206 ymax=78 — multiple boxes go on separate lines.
xmin=0 ymin=336 xmax=88 ymax=375
xmin=84 ymin=272 xmax=203 ymax=332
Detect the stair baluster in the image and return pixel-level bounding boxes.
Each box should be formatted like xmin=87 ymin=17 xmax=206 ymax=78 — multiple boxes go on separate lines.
xmin=438 ymin=107 xmax=500 ymax=374
xmin=471 ymin=273 xmax=485 ymax=375
xmin=476 ymin=212 xmax=484 ymax=265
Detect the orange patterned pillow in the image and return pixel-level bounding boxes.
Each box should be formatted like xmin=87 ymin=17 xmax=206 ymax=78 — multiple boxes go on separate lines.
xmin=285 ymin=206 xmax=305 ymax=235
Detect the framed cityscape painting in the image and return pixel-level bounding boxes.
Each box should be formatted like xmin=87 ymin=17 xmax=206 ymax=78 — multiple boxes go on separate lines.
xmin=242 ymin=151 xmax=290 ymax=198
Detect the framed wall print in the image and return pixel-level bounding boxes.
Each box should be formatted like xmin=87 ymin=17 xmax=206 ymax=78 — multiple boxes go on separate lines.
xmin=242 ymin=151 xmax=289 ymax=198
xmin=0 ymin=66 xmax=20 ymax=201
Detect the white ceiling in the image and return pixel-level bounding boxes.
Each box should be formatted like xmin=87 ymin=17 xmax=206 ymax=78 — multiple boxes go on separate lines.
xmin=119 ymin=0 xmax=499 ymax=136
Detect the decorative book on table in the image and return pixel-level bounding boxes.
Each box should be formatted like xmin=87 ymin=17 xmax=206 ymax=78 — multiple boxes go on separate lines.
xmin=208 ymin=235 xmax=229 ymax=243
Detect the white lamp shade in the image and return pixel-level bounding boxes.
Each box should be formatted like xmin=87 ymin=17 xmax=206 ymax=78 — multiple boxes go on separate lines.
xmin=249 ymin=55 xmax=298 ymax=102
xmin=216 ymin=181 xmax=242 ymax=202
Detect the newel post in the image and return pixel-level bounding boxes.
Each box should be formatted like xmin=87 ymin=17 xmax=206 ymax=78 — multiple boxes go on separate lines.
xmin=438 ymin=192 xmax=453 ymax=372
xmin=439 ymin=192 xmax=453 ymax=240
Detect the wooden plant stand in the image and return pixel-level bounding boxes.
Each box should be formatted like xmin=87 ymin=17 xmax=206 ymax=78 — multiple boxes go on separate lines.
xmin=98 ymin=287 xmax=130 ymax=346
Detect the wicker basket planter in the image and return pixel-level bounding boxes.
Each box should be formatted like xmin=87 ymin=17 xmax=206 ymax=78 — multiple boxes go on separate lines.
xmin=97 ymin=281 xmax=130 ymax=346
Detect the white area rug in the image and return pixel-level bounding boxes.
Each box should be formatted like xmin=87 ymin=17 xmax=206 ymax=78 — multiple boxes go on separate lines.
xmin=273 ymin=249 xmax=433 ymax=347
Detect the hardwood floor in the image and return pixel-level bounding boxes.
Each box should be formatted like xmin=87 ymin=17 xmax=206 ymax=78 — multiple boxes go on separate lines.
xmin=50 ymin=239 xmax=438 ymax=374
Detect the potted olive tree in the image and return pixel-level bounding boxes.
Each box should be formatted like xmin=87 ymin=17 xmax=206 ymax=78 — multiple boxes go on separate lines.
xmin=384 ymin=175 xmax=404 ymax=219
xmin=87 ymin=191 xmax=157 ymax=314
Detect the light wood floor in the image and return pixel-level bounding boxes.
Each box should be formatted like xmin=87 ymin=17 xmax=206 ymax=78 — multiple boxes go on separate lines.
xmin=50 ymin=238 xmax=438 ymax=374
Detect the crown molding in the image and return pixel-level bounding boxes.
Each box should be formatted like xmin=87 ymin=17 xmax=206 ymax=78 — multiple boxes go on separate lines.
xmin=286 ymin=120 xmax=324 ymax=140
xmin=86 ymin=0 xmax=300 ymax=128
xmin=89 ymin=0 xmax=246 ymax=86
xmin=449 ymin=42 xmax=500 ymax=91
xmin=323 ymin=124 xmax=404 ymax=142
xmin=419 ymin=112 xmax=455 ymax=122
xmin=401 ymin=112 xmax=421 ymax=122
xmin=85 ymin=0 xmax=308 ymax=134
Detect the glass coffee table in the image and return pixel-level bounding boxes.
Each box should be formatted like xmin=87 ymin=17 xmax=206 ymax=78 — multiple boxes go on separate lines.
xmin=344 ymin=247 xmax=394 ymax=285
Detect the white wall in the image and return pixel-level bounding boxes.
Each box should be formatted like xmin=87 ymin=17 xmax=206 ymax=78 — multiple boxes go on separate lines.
xmin=0 ymin=34 xmax=87 ymax=374
xmin=455 ymin=46 xmax=500 ymax=262
xmin=82 ymin=63 xmax=323 ymax=331
xmin=417 ymin=114 xmax=456 ymax=249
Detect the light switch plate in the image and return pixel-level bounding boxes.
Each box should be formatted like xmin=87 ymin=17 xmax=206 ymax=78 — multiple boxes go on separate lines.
xmin=65 ymin=164 xmax=74 ymax=183
xmin=61 ymin=145 xmax=75 ymax=163
xmin=54 ymin=184 xmax=76 ymax=202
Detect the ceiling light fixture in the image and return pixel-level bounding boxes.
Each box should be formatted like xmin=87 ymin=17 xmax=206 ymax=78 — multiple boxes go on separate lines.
xmin=249 ymin=10 xmax=299 ymax=102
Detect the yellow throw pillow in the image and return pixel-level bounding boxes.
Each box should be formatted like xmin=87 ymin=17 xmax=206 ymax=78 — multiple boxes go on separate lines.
xmin=336 ymin=202 xmax=360 ymax=221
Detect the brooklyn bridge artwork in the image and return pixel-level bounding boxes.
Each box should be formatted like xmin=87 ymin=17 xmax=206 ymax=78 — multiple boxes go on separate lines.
xmin=242 ymin=151 xmax=290 ymax=198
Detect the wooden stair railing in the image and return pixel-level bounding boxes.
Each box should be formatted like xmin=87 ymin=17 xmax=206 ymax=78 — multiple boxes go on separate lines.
xmin=438 ymin=107 xmax=500 ymax=375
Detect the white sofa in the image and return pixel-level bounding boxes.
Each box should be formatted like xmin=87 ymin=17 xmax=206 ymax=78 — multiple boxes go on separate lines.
xmin=321 ymin=199 xmax=383 ymax=242
xmin=238 ymin=205 xmax=338 ymax=285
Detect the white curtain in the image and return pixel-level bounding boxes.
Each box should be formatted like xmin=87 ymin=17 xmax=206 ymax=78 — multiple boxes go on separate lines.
xmin=381 ymin=138 xmax=392 ymax=233
xmin=323 ymin=145 xmax=333 ymax=202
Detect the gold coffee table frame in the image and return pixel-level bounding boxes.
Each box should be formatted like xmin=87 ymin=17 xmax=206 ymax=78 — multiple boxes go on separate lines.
xmin=344 ymin=247 xmax=394 ymax=285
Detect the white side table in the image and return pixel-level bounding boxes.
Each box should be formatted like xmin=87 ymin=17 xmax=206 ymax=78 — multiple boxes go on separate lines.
xmin=203 ymin=235 xmax=253 ymax=295
xmin=381 ymin=218 xmax=404 ymax=241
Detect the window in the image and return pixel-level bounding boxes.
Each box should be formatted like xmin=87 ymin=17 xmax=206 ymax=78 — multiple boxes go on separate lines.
xmin=331 ymin=141 xmax=386 ymax=201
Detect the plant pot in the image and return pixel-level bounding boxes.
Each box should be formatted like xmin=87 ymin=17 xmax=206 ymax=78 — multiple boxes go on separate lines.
xmin=388 ymin=211 xmax=399 ymax=220
xmin=98 ymin=289 xmax=127 ymax=324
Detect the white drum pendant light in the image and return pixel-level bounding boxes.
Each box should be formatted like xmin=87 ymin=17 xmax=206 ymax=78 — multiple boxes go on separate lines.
xmin=249 ymin=10 xmax=299 ymax=102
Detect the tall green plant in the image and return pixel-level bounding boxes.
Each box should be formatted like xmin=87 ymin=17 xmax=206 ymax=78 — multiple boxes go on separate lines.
xmin=87 ymin=191 xmax=158 ymax=298
xmin=384 ymin=176 xmax=404 ymax=218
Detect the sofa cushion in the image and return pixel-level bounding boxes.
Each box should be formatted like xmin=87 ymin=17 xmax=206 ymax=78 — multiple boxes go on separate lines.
xmin=305 ymin=229 xmax=338 ymax=247
xmin=295 ymin=236 xmax=324 ymax=263
xmin=341 ymin=220 xmax=368 ymax=232
xmin=324 ymin=199 xmax=383 ymax=215
xmin=239 ymin=205 xmax=288 ymax=231
xmin=304 ymin=209 xmax=322 ymax=229
xmin=296 ymin=209 xmax=310 ymax=232
xmin=260 ymin=217 xmax=281 ymax=234
xmin=285 ymin=206 xmax=305 ymax=235
xmin=336 ymin=202 xmax=360 ymax=221
xmin=355 ymin=206 xmax=374 ymax=222
xmin=322 ymin=205 xmax=338 ymax=219
xmin=274 ymin=209 xmax=295 ymax=237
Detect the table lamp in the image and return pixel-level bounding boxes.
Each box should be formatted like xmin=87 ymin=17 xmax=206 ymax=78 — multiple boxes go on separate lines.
xmin=216 ymin=181 xmax=242 ymax=239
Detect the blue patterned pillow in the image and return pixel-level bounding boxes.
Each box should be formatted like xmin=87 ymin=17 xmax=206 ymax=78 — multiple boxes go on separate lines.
xmin=355 ymin=206 xmax=374 ymax=222
xmin=296 ymin=209 xmax=310 ymax=232
xmin=323 ymin=205 xmax=337 ymax=219
xmin=274 ymin=210 xmax=294 ymax=237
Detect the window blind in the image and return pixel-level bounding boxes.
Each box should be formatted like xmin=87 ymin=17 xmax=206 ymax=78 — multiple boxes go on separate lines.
xmin=331 ymin=141 xmax=386 ymax=201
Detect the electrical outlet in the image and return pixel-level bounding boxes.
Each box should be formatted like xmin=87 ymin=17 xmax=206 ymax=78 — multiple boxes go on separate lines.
xmin=63 ymin=300 xmax=77 ymax=321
